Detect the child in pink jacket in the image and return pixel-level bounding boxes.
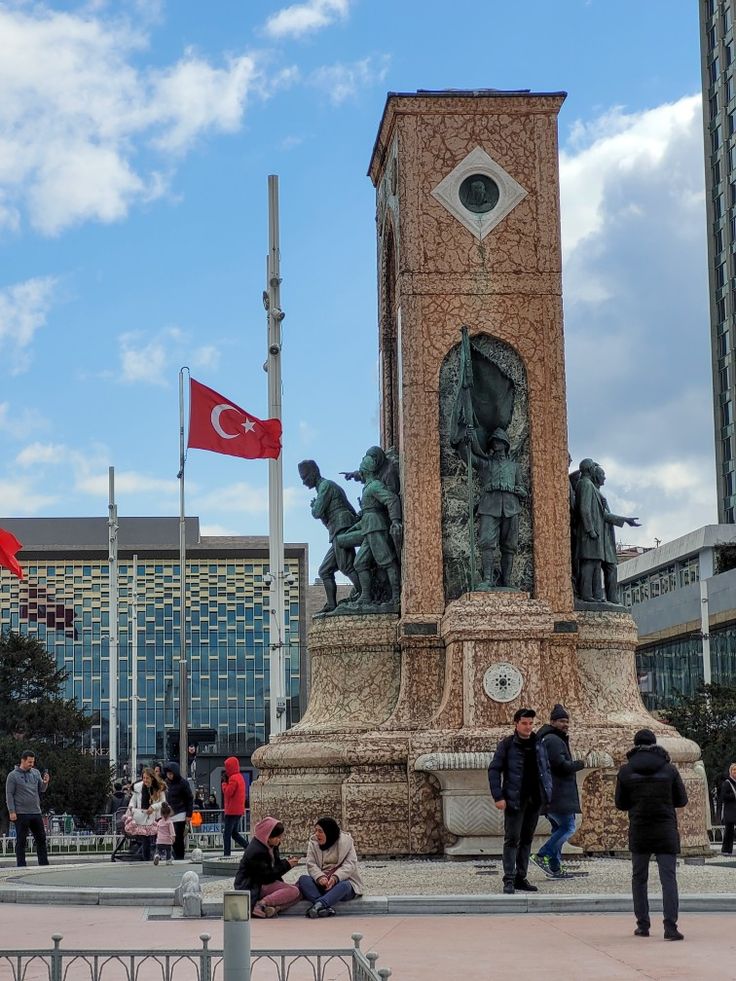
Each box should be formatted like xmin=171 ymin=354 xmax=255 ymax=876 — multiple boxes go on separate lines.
xmin=154 ymin=803 xmax=175 ymax=865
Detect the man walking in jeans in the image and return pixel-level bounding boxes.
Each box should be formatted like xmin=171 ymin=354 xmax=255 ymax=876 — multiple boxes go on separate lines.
xmin=221 ymin=756 xmax=248 ymax=857
xmin=532 ymin=704 xmax=584 ymax=878
xmin=615 ymin=728 xmax=688 ymax=941
xmin=488 ymin=708 xmax=552 ymax=894
xmin=5 ymin=749 xmax=50 ymax=866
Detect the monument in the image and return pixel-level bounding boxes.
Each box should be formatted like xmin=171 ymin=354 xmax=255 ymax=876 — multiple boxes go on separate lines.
xmin=251 ymin=90 xmax=709 ymax=856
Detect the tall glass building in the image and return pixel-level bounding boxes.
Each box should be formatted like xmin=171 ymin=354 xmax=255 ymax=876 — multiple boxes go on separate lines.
xmin=0 ymin=517 xmax=307 ymax=767
xmin=700 ymin=0 xmax=736 ymax=521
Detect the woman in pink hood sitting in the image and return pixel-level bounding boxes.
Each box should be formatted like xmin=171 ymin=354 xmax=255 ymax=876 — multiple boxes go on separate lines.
xmin=233 ymin=816 xmax=301 ymax=917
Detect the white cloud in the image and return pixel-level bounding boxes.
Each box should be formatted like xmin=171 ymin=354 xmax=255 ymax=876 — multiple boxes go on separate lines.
xmin=15 ymin=442 xmax=67 ymax=467
xmin=0 ymin=276 xmax=57 ymax=373
xmin=0 ymin=477 xmax=56 ymax=514
xmin=309 ymin=56 xmax=390 ymax=105
xmin=0 ymin=7 xmax=259 ymax=234
xmin=200 ymin=522 xmax=240 ymax=537
xmin=75 ymin=469 xmax=176 ymax=497
xmin=0 ymin=402 xmax=49 ymax=440
xmin=561 ymin=94 xmax=716 ymax=549
xmin=264 ymin=0 xmax=350 ymax=39
xmin=117 ymin=327 xmax=219 ymax=386
xmin=196 ymin=482 xmax=300 ymax=515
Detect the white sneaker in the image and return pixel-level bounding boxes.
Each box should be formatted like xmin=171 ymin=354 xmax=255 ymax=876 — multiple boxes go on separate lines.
xmin=153 ymin=854 xmax=160 ymax=866
xmin=166 ymin=859 xmax=173 ymax=865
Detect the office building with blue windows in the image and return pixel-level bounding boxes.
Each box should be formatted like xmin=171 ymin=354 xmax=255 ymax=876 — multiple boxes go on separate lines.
xmin=0 ymin=517 xmax=308 ymax=771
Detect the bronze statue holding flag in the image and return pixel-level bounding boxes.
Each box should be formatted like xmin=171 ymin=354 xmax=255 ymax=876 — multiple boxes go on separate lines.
xmin=449 ymin=327 xmax=526 ymax=590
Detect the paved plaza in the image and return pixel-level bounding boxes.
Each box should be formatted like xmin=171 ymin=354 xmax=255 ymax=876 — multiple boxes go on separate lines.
xmin=2 ymin=856 xmax=736 ymax=977
xmin=4 ymin=904 xmax=736 ymax=980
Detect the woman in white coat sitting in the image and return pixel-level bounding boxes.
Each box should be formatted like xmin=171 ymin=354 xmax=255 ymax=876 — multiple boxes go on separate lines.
xmin=298 ymin=816 xmax=364 ymax=917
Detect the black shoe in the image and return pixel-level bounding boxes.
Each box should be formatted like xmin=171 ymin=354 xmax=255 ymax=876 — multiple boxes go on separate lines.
xmin=634 ymin=928 xmax=650 ymax=937
xmin=502 ymin=882 xmax=515 ymax=895
xmin=306 ymin=902 xmax=324 ymax=919
xmin=664 ymin=928 xmax=684 ymax=941
xmin=317 ymin=904 xmax=333 ymax=918
xmin=514 ymin=878 xmax=538 ymax=892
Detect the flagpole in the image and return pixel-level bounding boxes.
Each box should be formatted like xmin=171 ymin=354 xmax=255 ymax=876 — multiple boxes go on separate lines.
xmin=178 ymin=368 xmax=189 ymax=773
xmin=108 ymin=466 xmax=119 ymax=777
xmin=266 ymin=174 xmax=287 ymax=738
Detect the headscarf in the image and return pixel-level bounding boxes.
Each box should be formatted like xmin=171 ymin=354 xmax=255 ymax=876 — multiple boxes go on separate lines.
xmin=316 ymin=816 xmax=341 ymax=851
xmin=253 ymin=816 xmax=281 ymax=854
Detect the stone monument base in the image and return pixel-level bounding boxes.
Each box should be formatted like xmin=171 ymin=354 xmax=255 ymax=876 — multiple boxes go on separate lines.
xmin=251 ymin=595 xmax=710 ymax=856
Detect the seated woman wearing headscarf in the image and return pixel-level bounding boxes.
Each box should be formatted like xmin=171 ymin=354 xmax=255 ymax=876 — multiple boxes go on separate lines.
xmin=234 ymin=817 xmax=301 ymax=918
xmin=298 ymin=816 xmax=364 ymax=917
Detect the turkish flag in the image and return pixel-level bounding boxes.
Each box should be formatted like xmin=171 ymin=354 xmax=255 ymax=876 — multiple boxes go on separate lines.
xmin=0 ymin=527 xmax=23 ymax=580
xmin=187 ymin=378 xmax=282 ymax=460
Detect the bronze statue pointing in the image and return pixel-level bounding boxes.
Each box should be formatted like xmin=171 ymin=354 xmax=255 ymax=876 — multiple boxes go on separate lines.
xmin=298 ymin=460 xmax=360 ymax=614
xmin=335 ymin=452 xmax=403 ymax=613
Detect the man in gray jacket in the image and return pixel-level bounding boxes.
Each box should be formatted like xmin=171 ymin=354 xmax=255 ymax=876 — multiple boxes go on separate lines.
xmin=5 ymin=749 xmax=50 ymax=866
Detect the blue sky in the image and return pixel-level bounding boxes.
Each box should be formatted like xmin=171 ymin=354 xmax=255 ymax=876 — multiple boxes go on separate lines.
xmin=0 ymin=0 xmax=714 ymax=577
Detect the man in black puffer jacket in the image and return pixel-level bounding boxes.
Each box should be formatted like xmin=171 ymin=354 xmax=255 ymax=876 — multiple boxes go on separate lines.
xmin=488 ymin=707 xmax=553 ymax=894
xmin=615 ymin=729 xmax=688 ymax=941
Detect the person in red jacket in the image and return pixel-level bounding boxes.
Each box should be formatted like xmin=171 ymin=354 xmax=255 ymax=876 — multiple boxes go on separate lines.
xmin=222 ymin=756 xmax=248 ymax=857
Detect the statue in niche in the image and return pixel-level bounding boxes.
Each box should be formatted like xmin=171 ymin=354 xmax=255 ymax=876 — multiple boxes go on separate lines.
xmin=298 ymin=459 xmax=360 ymax=615
xmin=574 ymin=458 xmax=640 ymax=604
xmin=473 ymin=428 xmax=527 ymax=588
xmin=449 ymin=327 xmax=527 ymax=590
xmin=333 ymin=452 xmax=403 ymax=613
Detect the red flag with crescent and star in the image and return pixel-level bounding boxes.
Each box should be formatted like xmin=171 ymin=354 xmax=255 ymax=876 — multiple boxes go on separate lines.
xmin=0 ymin=526 xmax=24 ymax=580
xmin=187 ymin=378 xmax=282 ymax=460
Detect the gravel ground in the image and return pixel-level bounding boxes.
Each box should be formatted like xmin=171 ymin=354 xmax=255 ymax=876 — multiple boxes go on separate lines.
xmin=200 ymin=854 xmax=736 ymax=899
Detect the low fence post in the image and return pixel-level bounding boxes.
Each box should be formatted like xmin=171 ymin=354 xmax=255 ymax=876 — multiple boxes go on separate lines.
xmin=199 ymin=933 xmax=212 ymax=981
xmin=50 ymin=935 xmax=63 ymax=981
xmin=223 ymin=891 xmax=251 ymax=981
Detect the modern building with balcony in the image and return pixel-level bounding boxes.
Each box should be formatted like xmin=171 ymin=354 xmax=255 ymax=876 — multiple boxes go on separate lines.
xmin=619 ymin=524 xmax=736 ymax=709
xmin=0 ymin=516 xmax=308 ymax=781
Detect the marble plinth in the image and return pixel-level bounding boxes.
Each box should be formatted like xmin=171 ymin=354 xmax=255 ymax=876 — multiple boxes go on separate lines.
xmin=251 ymin=599 xmax=710 ymax=856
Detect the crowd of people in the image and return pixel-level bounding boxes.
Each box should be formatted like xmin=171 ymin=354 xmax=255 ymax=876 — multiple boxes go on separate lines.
xmin=4 ymin=752 xmax=250 ymax=867
xmin=6 ymin=725 xmax=736 ymax=938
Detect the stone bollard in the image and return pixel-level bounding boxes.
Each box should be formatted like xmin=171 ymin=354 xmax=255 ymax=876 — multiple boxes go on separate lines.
xmin=175 ymin=870 xmax=203 ymax=917
xmin=223 ymin=891 xmax=251 ymax=981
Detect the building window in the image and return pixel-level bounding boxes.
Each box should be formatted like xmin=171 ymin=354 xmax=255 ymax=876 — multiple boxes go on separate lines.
xmin=719 ymin=330 xmax=731 ymax=357
xmin=726 ymin=6 xmax=734 ymax=32
xmin=712 ymin=56 xmax=722 ymax=84
xmin=728 ymin=42 xmax=734 ymax=66
xmin=729 ymin=76 xmax=736 ymax=104
xmin=718 ymin=296 xmax=727 ymax=322
xmin=723 ymin=399 xmax=734 ymax=426
xmin=717 ymin=261 xmax=727 ymax=288
xmin=717 ymin=226 xmax=725 ymax=254
xmin=726 ymin=506 xmax=735 ymax=521
xmin=724 ymin=434 xmax=733 ymax=461
xmin=713 ymin=124 xmax=723 ymax=152
xmin=721 ymin=363 xmax=732 ymax=392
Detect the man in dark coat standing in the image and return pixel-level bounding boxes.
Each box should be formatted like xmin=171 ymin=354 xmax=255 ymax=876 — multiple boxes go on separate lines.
xmin=488 ymin=707 xmax=552 ymax=894
xmin=532 ymin=704 xmax=584 ymax=877
xmin=615 ymin=729 xmax=688 ymax=941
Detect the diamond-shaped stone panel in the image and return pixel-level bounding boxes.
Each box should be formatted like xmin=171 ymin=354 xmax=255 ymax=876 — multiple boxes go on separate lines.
xmin=431 ymin=146 xmax=528 ymax=240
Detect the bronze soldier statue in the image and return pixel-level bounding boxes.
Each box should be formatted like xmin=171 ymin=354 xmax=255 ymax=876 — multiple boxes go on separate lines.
xmin=473 ymin=428 xmax=527 ymax=588
xmin=298 ymin=459 xmax=360 ymax=613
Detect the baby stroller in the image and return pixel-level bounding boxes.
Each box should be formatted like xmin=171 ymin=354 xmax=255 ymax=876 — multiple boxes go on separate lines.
xmin=110 ymin=806 xmax=156 ymax=862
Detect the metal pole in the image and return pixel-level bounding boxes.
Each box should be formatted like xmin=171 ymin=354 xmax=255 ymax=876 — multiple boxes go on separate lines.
xmin=108 ymin=466 xmax=118 ymax=777
xmin=178 ymin=370 xmax=189 ymax=772
xmin=131 ymin=553 xmax=138 ymax=781
xmin=700 ymin=578 xmax=712 ymax=685
xmin=223 ymin=892 xmax=251 ymax=980
xmin=267 ymin=175 xmax=287 ymax=738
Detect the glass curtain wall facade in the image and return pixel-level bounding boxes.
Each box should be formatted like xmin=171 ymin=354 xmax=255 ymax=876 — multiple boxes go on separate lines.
xmin=637 ymin=621 xmax=736 ymax=710
xmin=701 ymin=0 xmax=736 ymax=521
xmin=0 ymin=535 xmax=306 ymax=764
